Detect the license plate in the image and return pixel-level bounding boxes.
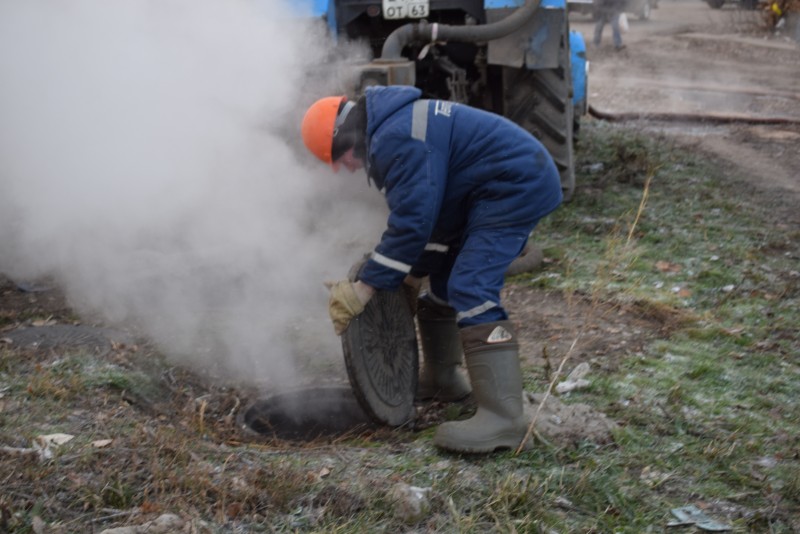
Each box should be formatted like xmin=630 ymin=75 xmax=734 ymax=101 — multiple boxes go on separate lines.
xmin=382 ymin=0 xmax=429 ymax=19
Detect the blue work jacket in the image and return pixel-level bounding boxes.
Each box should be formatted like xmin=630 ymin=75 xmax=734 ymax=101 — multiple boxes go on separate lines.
xmin=357 ymin=85 xmax=562 ymax=291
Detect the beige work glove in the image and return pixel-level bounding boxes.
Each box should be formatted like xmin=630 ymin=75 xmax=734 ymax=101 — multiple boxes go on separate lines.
xmin=324 ymin=280 xmax=375 ymax=335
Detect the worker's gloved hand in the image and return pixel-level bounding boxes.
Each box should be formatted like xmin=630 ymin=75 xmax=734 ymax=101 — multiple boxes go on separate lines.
xmin=402 ymin=275 xmax=423 ymax=316
xmin=324 ymin=280 xmax=375 ymax=335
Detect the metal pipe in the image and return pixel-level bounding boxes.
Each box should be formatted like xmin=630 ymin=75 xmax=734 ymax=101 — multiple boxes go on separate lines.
xmin=381 ymin=0 xmax=543 ymax=59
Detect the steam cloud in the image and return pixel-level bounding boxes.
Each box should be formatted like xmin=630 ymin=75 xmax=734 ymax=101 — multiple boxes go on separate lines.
xmin=0 ymin=0 xmax=386 ymax=388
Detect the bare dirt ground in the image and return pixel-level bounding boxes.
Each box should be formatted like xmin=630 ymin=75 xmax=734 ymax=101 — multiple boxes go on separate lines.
xmin=572 ymin=0 xmax=800 ymax=198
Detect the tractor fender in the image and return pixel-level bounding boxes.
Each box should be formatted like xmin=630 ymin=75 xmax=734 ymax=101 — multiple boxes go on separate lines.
xmin=487 ymin=3 xmax=568 ymax=70
xmin=570 ymin=30 xmax=588 ymax=113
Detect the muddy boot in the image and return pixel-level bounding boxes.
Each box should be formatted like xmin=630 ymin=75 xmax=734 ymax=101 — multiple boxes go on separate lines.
xmin=433 ymin=321 xmax=532 ymax=453
xmin=415 ymin=298 xmax=471 ymax=402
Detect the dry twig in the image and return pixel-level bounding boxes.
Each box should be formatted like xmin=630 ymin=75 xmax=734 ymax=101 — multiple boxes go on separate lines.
xmin=515 ymin=171 xmax=655 ymax=455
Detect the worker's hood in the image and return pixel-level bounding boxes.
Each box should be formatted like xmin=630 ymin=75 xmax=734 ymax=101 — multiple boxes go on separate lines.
xmin=364 ymin=85 xmax=423 ymax=139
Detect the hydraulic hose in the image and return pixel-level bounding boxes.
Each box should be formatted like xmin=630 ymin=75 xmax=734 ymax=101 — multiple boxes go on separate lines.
xmin=380 ymin=0 xmax=543 ymax=59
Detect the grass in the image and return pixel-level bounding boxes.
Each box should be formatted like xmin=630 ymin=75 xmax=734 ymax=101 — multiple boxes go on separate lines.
xmin=524 ymin=120 xmax=800 ymax=532
xmin=1 ymin=119 xmax=799 ymax=532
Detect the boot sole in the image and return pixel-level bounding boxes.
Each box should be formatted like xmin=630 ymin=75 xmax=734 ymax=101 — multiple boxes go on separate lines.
xmin=433 ymin=432 xmax=533 ymax=454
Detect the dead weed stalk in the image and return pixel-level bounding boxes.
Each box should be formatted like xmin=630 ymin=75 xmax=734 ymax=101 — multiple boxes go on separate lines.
xmin=516 ymin=172 xmax=655 ymax=455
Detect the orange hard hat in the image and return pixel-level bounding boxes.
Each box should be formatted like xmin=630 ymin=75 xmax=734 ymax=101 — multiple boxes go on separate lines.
xmin=301 ymin=95 xmax=347 ymax=164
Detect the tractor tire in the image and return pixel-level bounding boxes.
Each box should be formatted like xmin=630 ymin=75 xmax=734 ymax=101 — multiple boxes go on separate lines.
xmin=573 ymin=68 xmax=587 ymax=145
xmin=706 ymin=0 xmax=724 ymax=8
xmin=502 ymin=31 xmax=575 ymax=202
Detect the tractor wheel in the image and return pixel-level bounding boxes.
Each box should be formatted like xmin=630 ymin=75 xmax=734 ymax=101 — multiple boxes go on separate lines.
xmin=502 ymin=32 xmax=575 ymax=202
xmin=706 ymin=0 xmax=724 ymax=8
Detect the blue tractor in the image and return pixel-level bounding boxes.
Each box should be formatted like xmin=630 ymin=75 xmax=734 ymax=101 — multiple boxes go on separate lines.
xmin=302 ymin=0 xmax=588 ymax=201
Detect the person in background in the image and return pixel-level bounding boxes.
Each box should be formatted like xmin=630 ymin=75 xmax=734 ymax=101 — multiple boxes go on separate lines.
xmin=594 ymin=0 xmax=627 ymax=51
xmin=300 ymin=85 xmax=562 ymax=454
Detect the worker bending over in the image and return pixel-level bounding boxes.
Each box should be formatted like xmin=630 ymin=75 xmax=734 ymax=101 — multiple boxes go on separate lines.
xmin=301 ymin=85 xmax=562 ymax=454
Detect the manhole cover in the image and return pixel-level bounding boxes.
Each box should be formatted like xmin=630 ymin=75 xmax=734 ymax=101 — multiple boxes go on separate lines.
xmin=3 ymin=325 xmax=131 ymax=356
xmin=342 ymin=289 xmax=418 ymax=428
xmin=242 ymin=385 xmax=377 ymax=441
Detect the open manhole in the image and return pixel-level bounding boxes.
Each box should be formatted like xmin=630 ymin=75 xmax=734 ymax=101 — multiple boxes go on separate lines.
xmin=242 ymin=385 xmax=378 ymax=441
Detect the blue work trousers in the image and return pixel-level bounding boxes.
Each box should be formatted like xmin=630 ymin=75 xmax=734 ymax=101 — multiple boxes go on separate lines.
xmin=420 ymin=225 xmax=537 ymax=327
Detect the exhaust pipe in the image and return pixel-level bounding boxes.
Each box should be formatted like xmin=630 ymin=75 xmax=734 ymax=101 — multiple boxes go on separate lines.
xmin=381 ymin=0 xmax=543 ymax=59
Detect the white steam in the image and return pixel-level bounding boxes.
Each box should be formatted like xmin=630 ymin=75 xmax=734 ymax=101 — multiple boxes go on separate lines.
xmin=0 ymin=0 xmax=386 ymax=388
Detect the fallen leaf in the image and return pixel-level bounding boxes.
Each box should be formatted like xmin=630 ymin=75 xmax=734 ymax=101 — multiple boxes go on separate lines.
xmin=669 ymin=505 xmax=731 ymax=531
xmin=655 ymin=260 xmax=681 ymax=273
xmin=306 ymin=467 xmax=331 ymax=483
xmin=555 ymin=379 xmax=591 ymax=394
xmin=33 ymin=433 xmax=75 ymax=461
xmin=91 ymin=439 xmax=113 ymax=448
xmin=36 ymin=433 xmax=74 ymax=447
xmin=226 ymin=502 xmax=243 ymax=518
xmin=566 ymin=362 xmax=591 ymax=381
xmin=140 ymin=500 xmax=162 ymax=514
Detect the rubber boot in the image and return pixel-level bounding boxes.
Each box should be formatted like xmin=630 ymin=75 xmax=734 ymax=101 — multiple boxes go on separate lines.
xmin=415 ymin=299 xmax=472 ymax=402
xmin=433 ymin=321 xmax=532 ymax=453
